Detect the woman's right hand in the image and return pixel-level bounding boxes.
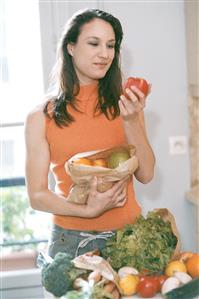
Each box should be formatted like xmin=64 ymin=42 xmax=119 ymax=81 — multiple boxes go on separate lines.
xmin=86 ymin=177 xmax=129 ymax=217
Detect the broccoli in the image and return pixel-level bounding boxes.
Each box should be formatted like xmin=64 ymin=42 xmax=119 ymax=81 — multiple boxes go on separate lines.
xmin=41 ymin=252 xmax=87 ymax=297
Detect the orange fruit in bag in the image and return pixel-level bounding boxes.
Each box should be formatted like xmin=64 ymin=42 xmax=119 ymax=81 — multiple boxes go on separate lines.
xmin=74 ymin=157 xmax=93 ymax=166
xmin=93 ymin=158 xmax=108 ymax=168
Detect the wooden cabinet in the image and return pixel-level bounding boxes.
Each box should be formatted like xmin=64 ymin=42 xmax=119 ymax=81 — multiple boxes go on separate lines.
xmin=184 ymin=2 xmax=199 ymax=98
xmin=184 ymin=2 xmax=199 ymax=250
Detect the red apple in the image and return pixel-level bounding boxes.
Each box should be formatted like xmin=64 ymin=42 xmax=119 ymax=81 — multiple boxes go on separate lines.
xmin=123 ymin=77 xmax=149 ymax=98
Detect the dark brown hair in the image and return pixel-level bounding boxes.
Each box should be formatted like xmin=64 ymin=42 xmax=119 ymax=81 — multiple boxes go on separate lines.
xmin=44 ymin=8 xmax=123 ymax=127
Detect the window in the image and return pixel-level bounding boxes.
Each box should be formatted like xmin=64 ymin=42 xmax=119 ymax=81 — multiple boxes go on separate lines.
xmin=1 ymin=0 xmax=44 ymax=123
xmin=1 ymin=0 xmax=51 ymax=268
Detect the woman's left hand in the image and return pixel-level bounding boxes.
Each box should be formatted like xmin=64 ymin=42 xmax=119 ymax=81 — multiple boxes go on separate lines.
xmin=118 ymin=83 xmax=155 ymax=183
xmin=119 ymin=84 xmax=151 ymax=120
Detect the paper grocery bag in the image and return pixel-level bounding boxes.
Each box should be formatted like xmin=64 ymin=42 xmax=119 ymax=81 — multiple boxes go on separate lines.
xmin=72 ymin=253 xmax=121 ymax=291
xmin=154 ymin=208 xmax=181 ymax=258
xmin=65 ymin=144 xmax=138 ymax=204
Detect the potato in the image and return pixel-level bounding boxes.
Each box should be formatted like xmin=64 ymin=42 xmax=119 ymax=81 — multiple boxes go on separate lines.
xmin=104 ymin=281 xmax=115 ymax=293
xmin=111 ymin=287 xmax=121 ymax=299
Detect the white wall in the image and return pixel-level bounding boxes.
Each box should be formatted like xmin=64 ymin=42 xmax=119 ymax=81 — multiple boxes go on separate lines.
xmin=102 ymin=2 xmax=196 ymax=251
xmin=39 ymin=1 xmax=197 ymax=252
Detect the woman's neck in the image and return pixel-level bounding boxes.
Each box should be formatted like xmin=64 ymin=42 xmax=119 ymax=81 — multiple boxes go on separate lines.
xmin=79 ymin=79 xmax=99 ymax=86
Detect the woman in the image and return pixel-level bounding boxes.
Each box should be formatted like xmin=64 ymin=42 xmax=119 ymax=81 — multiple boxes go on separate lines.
xmin=25 ymin=8 xmax=155 ymax=258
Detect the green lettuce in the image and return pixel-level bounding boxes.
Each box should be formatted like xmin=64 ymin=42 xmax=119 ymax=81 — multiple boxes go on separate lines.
xmin=102 ymin=211 xmax=177 ymax=274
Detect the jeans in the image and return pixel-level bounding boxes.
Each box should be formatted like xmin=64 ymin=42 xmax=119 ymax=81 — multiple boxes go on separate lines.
xmin=47 ymin=224 xmax=115 ymax=259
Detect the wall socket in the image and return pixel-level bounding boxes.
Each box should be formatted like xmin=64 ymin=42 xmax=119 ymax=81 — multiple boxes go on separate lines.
xmin=169 ymin=136 xmax=188 ymax=155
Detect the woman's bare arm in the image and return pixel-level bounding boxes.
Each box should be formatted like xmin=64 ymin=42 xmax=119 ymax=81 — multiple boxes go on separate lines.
xmin=119 ymin=85 xmax=155 ymax=184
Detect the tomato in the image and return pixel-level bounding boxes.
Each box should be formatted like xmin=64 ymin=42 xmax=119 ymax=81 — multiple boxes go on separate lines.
xmin=123 ymin=77 xmax=149 ymax=98
xmin=157 ymin=275 xmax=168 ymax=290
xmin=139 ymin=275 xmax=147 ymax=282
xmin=153 ymin=275 xmax=168 ymax=291
xmin=137 ymin=276 xmax=159 ymax=298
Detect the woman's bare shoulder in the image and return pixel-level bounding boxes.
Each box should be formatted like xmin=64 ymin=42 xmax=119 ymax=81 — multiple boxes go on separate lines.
xmin=25 ymin=103 xmax=46 ymax=128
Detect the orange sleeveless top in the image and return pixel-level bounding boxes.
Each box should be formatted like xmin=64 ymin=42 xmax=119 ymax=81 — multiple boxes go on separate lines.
xmin=45 ymin=82 xmax=141 ymax=231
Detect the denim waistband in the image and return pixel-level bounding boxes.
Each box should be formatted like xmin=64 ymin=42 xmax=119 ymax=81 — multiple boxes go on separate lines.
xmin=51 ymin=224 xmax=115 ymax=257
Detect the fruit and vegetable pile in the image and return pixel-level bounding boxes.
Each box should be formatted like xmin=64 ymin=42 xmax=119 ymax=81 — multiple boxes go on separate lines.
xmin=65 ymin=145 xmax=138 ymax=204
xmin=40 ymin=210 xmax=199 ymax=299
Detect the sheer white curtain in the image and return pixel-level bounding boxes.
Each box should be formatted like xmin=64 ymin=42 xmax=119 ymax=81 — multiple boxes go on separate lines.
xmin=1 ymin=0 xmax=44 ymax=124
xmin=1 ymin=0 xmax=44 ymax=178
xmin=1 ymin=0 xmax=51 ymax=251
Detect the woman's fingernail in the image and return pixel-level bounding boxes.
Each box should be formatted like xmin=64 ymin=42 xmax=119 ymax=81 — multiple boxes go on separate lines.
xmin=120 ymin=95 xmax=124 ymax=100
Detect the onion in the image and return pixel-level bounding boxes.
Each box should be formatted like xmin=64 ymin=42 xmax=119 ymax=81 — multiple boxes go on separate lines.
xmin=174 ymin=271 xmax=192 ymax=284
xmin=118 ymin=266 xmax=139 ymax=278
xmin=88 ymin=270 xmax=102 ymax=283
xmin=161 ymin=277 xmax=180 ymax=294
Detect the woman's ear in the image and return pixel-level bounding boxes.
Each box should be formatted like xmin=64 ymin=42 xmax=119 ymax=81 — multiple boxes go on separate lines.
xmin=67 ymin=43 xmax=74 ymax=56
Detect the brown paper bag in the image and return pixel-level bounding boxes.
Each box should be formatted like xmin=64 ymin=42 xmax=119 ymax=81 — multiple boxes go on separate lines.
xmin=65 ymin=144 xmax=138 ymax=204
xmin=154 ymin=208 xmax=181 ymax=258
xmin=72 ymin=254 xmax=121 ymax=291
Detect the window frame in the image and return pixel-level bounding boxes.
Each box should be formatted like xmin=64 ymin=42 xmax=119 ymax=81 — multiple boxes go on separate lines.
xmin=1 ymin=123 xmax=48 ymax=256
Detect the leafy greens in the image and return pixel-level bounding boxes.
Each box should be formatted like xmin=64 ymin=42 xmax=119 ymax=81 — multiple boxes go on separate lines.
xmin=102 ymin=211 xmax=177 ymax=274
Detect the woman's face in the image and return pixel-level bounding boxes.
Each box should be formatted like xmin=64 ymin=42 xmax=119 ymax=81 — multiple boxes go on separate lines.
xmin=67 ymin=18 xmax=116 ymax=85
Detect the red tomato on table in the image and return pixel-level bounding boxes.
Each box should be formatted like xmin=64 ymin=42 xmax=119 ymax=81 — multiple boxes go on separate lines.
xmin=156 ymin=275 xmax=168 ymax=291
xmin=123 ymin=77 xmax=149 ymax=98
xmin=136 ymin=276 xmax=159 ymax=298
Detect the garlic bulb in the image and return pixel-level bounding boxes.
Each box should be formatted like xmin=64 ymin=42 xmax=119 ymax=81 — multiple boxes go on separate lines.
xmin=174 ymin=271 xmax=192 ymax=284
xmin=161 ymin=277 xmax=180 ymax=294
xmin=88 ymin=270 xmax=102 ymax=283
xmin=118 ymin=266 xmax=139 ymax=278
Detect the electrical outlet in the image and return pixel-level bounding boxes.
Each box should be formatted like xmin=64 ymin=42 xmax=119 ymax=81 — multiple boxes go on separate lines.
xmin=169 ymin=136 xmax=187 ymax=155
